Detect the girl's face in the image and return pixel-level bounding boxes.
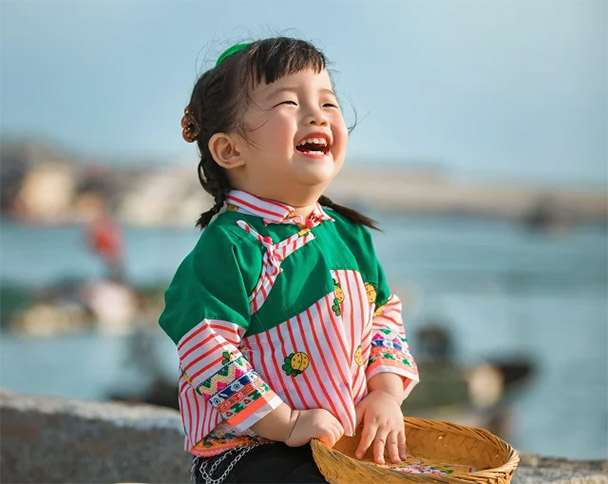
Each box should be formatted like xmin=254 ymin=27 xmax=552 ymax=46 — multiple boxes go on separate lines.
xmin=232 ymin=68 xmax=348 ymax=205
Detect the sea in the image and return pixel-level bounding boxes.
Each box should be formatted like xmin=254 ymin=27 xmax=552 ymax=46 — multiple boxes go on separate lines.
xmin=0 ymin=212 xmax=606 ymax=460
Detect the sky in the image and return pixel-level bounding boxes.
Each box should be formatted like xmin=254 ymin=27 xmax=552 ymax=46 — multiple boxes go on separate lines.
xmin=1 ymin=0 xmax=606 ymax=187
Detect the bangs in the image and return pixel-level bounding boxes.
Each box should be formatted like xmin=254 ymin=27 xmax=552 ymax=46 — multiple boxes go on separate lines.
xmin=245 ymin=38 xmax=326 ymax=87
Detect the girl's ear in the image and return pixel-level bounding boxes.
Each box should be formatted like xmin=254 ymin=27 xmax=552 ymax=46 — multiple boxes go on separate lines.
xmin=208 ymin=133 xmax=246 ymax=170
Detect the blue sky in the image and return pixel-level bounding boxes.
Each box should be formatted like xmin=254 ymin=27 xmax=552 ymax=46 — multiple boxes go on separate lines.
xmin=1 ymin=0 xmax=606 ymax=187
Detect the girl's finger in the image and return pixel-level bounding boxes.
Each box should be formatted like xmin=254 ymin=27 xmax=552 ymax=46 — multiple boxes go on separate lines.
xmin=372 ymin=428 xmax=391 ymax=465
xmin=329 ymin=422 xmax=342 ymax=447
xmin=386 ymin=430 xmax=401 ymax=464
xmin=398 ymin=430 xmax=407 ymax=460
xmin=320 ymin=429 xmax=337 ymax=449
xmin=355 ymin=424 xmax=378 ymax=460
xmin=330 ymin=414 xmax=345 ymax=435
xmin=332 ymin=420 xmax=345 ymax=441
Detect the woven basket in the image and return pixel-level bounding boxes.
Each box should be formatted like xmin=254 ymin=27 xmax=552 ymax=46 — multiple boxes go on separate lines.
xmin=311 ymin=417 xmax=519 ymax=484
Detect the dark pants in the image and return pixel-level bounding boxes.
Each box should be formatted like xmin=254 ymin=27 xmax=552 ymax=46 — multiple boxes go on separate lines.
xmin=192 ymin=442 xmax=328 ymax=483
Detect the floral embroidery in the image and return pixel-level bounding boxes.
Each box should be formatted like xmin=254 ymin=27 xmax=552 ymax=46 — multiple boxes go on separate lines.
xmin=374 ymin=457 xmax=475 ymax=475
xmin=194 ymin=432 xmax=270 ymax=456
xmin=282 ymin=352 xmax=310 ymax=376
xmin=354 ymin=345 xmax=364 ymax=366
xmin=297 ymin=227 xmax=311 ymax=237
xmin=196 ymin=355 xmax=274 ymax=423
xmin=332 ymin=279 xmax=344 ymax=316
xmin=373 ymin=305 xmax=384 ymax=317
xmin=368 ymin=330 xmax=415 ymax=368
xmin=221 ymin=351 xmax=235 ymax=365
xmin=364 ymin=283 xmax=377 ymax=304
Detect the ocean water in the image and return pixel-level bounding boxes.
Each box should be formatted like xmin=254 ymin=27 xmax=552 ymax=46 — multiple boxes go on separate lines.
xmin=0 ymin=213 xmax=606 ymax=459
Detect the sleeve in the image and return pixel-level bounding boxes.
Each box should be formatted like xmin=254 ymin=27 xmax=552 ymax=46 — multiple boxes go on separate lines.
xmin=159 ymin=226 xmax=283 ymax=446
xmin=362 ymin=229 xmax=420 ymax=399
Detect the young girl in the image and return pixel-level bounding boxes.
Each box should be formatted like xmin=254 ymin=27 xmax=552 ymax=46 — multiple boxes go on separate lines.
xmin=159 ymin=37 xmax=419 ymax=484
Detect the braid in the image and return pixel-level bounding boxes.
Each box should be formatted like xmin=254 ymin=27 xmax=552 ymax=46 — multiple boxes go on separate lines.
xmin=318 ymin=195 xmax=380 ymax=231
xmin=195 ymin=157 xmax=232 ymax=230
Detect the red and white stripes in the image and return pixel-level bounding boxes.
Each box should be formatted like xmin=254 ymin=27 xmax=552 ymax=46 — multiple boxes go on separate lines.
xmin=226 ymin=189 xmax=335 ymax=226
xmin=226 ymin=191 xmax=293 ymax=222
xmin=174 ymin=273 xmax=418 ymax=454
xmin=243 ymin=288 xmax=360 ymax=437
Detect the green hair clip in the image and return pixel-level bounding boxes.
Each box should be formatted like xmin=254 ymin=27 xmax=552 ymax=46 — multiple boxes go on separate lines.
xmin=215 ymin=42 xmax=251 ymax=67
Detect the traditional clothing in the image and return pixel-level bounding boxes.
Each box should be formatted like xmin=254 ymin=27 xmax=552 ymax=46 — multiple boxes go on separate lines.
xmin=159 ymin=190 xmax=419 ymax=459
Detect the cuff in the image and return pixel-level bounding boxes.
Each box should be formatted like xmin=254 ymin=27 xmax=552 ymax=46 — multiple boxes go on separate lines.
xmin=195 ymin=354 xmax=284 ymax=432
xmin=366 ymin=334 xmax=419 ymax=399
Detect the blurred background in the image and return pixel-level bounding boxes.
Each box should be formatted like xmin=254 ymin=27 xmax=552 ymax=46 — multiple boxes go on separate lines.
xmin=1 ymin=0 xmax=606 ymax=460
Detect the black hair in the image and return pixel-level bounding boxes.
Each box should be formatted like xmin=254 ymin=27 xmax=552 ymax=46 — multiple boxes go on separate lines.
xmin=184 ymin=37 xmax=379 ymax=230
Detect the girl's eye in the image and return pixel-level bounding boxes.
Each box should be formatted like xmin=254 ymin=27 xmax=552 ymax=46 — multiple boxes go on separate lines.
xmin=323 ymin=103 xmax=339 ymax=108
xmin=280 ymin=100 xmax=298 ymax=106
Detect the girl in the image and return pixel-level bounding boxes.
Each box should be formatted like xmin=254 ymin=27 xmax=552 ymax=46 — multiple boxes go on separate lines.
xmin=159 ymin=37 xmax=419 ymax=484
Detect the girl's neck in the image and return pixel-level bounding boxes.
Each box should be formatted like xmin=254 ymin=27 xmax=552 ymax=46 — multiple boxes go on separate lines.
xmin=291 ymin=203 xmax=315 ymax=220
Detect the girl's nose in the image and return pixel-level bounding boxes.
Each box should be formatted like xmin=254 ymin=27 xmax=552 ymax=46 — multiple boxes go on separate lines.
xmin=304 ymin=107 xmax=329 ymax=126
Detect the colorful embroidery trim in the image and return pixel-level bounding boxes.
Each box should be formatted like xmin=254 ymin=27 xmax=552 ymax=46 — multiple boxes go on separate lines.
xmin=196 ymin=355 xmax=274 ymax=422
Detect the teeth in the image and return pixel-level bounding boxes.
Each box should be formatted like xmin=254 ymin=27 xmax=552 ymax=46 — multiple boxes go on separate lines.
xmin=298 ymin=137 xmax=328 ymax=147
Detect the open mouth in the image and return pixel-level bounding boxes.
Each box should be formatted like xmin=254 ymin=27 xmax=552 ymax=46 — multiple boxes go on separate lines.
xmin=296 ymin=136 xmax=331 ymax=156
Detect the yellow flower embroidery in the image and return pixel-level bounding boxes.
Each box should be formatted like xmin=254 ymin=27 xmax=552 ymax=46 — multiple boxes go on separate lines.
xmin=332 ymin=279 xmax=345 ymax=316
xmin=365 ymin=283 xmax=377 ymax=304
xmin=354 ymin=345 xmax=364 ymax=366
xmin=282 ymin=352 xmax=309 ymax=376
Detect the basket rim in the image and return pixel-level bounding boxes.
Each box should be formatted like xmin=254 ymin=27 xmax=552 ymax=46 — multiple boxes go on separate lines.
xmin=311 ymin=416 xmax=520 ymax=480
xmin=402 ymin=417 xmax=520 ymax=475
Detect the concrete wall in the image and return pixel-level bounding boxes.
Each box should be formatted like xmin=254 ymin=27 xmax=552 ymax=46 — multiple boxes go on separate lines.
xmin=1 ymin=389 xmax=606 ymax=484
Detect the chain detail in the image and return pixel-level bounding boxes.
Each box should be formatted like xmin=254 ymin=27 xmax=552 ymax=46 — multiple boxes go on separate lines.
xmin=191 ymin=457 xmax=200 ymax=484
xmin=195 ymin=443 xmax=265 ymax=484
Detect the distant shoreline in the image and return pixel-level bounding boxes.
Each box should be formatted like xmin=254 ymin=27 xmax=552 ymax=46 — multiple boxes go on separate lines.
xmin=2 ymin=141 xmax=606 ymax=228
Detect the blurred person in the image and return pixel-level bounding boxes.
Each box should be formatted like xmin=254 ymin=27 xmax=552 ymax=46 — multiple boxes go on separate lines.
xmin=158 ymin=38 xmax=420 ymax=484
xmin=84 ymin=201 xmax=124 ymax=281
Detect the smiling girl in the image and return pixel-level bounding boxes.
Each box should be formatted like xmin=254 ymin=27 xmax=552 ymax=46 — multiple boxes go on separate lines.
xmin=159 ymin=37 xmax=419 ymax=484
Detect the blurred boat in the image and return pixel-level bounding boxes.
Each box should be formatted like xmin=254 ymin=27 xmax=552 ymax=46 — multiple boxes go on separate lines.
xmin=402 ymin=324 xmax=535 ymax=438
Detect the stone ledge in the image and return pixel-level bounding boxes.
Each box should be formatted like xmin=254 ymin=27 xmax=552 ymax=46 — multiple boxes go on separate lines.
xmin=1 ymin=389 xmax=606 ymax=484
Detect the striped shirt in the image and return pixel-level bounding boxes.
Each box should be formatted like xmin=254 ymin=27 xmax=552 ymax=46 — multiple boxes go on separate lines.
xmin=159 ymin=190 xmax=419 ymax=457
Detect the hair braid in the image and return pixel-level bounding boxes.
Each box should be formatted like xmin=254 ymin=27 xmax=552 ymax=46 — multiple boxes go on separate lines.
xmin=318 ymin=195 xmax=380 ymax=231
xmin=195 ymin=157 xmax=232 ymax=229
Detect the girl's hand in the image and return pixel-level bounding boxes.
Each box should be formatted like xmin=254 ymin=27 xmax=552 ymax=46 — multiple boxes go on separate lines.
xmin=284 ymin=408 xmax=345 ymax=448
xmin=354 ymin=390 xmax=406 ymax=464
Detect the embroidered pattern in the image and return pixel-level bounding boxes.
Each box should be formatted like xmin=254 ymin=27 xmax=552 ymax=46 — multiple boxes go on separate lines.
xmin=332 ymin=279 xmax=344 ymax=316
xmin=364 ymin=283 xmax=377 ymax=303
xmin=373 ymin=456 xmax=475 ymax=475
xmin=282 ymin=352 xmax=310 ymax=376
xmin=193 ymin=424 xmax=271 ymax=457
xmin=221 ymin=351 xmax=235 ymax=365
xmin=196 ymin=355 xmax=274 ymax=423
xmin=368 ymin=329 xmax=416 ymax=370
xmin=354 ymin=344 xmax=364 ymax=366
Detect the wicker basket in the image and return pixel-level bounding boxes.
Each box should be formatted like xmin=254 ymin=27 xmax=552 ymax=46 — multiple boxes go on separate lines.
xmin=311 ymin=417 xmax=519 ymax=484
